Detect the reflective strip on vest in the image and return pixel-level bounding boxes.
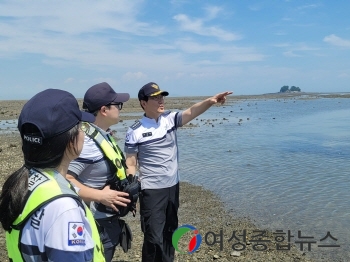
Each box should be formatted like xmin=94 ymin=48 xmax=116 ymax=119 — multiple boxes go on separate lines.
xmin=6 ymin=169 xmax=105 ymax=262
xmin=81 ymin=122 xmax=127 ymax=181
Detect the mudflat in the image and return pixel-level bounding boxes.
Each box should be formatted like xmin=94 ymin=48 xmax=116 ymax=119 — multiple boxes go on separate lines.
xmin=1 ymin=92 xmax=348 ymax=261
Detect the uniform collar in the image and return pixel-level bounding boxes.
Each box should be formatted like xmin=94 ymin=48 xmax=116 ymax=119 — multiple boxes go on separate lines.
xmin=142 ymin=114 xmax=161 ymax=126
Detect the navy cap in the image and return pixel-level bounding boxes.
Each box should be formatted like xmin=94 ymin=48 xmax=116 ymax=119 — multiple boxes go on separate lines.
xmin=83 ymin=82 xmax=130 ymax=112
xmin=138 ymin=82 xmax=169 ymax=101
xmin=18 ymin=89 xmax=95 ymax=143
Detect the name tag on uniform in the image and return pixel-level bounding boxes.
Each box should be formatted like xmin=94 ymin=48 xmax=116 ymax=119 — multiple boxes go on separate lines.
xmin=142 ymin=132 xmax=152 ymax=137
xmin=28 ymin=172 xmax=49 ymax=192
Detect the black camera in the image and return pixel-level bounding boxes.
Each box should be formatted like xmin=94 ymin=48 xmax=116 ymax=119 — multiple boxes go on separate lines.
xmin=95 ymin=175 xmax=141 ymax=217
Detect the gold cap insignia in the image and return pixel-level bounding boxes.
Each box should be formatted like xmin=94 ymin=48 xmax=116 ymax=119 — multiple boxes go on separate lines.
xmin=151 ymin=84 xmax=159 ymax=90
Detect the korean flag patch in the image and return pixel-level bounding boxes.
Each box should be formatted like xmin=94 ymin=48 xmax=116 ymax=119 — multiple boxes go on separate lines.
xmin=68 ymin=222 xmax=86 ymax=246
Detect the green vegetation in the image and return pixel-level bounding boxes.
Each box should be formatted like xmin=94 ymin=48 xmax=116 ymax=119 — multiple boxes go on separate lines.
xmin=280 ymin=85 xmax=301 ymax=92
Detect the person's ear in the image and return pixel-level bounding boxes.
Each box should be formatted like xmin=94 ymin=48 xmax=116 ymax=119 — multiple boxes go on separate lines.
xmin=140 ymin=100 xmax=147 ymax=108
xmin=100 ymin=106 xmax=108 ymax=116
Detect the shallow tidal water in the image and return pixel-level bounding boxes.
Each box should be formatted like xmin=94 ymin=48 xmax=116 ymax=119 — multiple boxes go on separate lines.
xmin=176 ymin=97 xmax=350 ymax=261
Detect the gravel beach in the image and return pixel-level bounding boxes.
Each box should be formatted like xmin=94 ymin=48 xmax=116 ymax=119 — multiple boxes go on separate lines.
xmin=1 ymin=92 xmax=348 ymax=261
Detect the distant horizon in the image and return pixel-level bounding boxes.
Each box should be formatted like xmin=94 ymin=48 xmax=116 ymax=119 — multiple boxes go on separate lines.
xmin=2 ymin=90 xmax=350 ymax=102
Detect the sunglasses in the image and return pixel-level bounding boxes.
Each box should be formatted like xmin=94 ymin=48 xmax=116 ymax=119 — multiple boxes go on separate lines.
xmin=107 ymin=102 xmax=123 ymax=110
xmin=148 ymin=95 xmax=164 ymax=101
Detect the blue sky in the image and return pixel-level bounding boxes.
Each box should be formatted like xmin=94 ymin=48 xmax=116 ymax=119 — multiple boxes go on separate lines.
xmin=1 ymin=0 xmax=350 ymax=100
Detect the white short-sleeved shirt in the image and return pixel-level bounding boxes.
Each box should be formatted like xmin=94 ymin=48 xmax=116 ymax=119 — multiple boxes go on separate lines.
xmin=68 ymin=124 xmax=115 ymax=219
xmin=19 ymin=184 xmax=95 ymax=261
xmin=124 ymin=111 xmax=183 ymax=190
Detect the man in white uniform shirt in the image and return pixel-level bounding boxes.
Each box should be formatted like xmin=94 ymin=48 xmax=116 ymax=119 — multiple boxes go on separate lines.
xmin=124 ymin=82 xmax=232 ymax=262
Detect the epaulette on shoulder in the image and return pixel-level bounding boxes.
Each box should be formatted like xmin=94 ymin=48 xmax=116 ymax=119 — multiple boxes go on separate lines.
xmin=162 ymin=110 xmax=172 ymax=116
xmin=130 ymin=120 xmax=141 ymax=130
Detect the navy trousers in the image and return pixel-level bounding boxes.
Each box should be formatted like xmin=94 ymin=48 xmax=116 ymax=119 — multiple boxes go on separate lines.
xmin=140 ymin=183 xmax=179 ymax=262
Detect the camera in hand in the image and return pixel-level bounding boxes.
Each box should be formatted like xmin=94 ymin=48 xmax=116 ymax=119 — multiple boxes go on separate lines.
xmin=95 ymin=175 xmax=141 ymax=217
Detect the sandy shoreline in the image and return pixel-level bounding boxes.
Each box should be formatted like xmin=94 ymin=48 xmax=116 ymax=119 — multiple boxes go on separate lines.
xmin=1 ymin=92 xmax=348 ymax=261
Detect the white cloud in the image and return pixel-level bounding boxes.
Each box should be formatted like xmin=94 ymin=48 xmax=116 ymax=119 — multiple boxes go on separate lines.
xmin=282 ymin=17 xmax=292 ymax=22
xmin=174 ymin=39 xmax=264 ymax=62
xmin=297 ymin=4 xmax=320 ymax=10
xmin=278 ymin=43 xmax=319 ymax=57
xmin=204 ymin=6 xmax=222 ymax=20
xmin=175 ymin=39 xmax=222 ymax=53
xmin=337 ymin=72 xmax=350 ymax=78
xmin=222 ymin=53 xmax=265 ymax=62
xmin=64 ymin=78 xmax=75 ymax=83
xmin=248 ymin=4 xmax=261 ymax=11
xmin=0 ymin=0 xmax=244 ymax=76
xmin=323 ymin=34 xmax=350 ymax=48
xmin=273 ymin=43 xmax=291 ymax=48
xmin=274 ymin=31 xmax=287 ymax=36
xmin=0 ymin=0 xmax=163 ymax=36
xmin=0 ymin=0 xmax=167 ymax=61
xmin=283 ymin=51 xmax=302 ymax=57
xmin=173 ymin=14 xmax=241 ymax=41
xmin=122 ymin=72 xmax=147 ymax=81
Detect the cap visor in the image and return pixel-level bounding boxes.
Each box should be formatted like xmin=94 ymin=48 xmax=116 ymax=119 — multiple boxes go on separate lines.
xmin=113 ymin=93 xmax=130 ymax=103
xmin=81 ymin=111 xmax=95 ymax=123
xmin=150 ymin=90 xmax=169 ymax=97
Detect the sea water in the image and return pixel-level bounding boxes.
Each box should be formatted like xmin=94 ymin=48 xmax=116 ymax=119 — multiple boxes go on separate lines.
xmin=176 ymin=97 xmax=350 ymax=261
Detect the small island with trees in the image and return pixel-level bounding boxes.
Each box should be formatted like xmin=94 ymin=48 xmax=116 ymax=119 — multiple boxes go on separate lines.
xmin=280 ymin=85 xmax=301 ymax=92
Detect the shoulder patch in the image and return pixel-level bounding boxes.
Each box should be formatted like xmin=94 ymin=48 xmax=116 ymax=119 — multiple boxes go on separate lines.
xmin=162 ymin=110 xmax=172 ymax=117
xmin=130 ymin=120 xmax=141 ymax=130
xmin=68 ymin=222 xmax=86 ymax=246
